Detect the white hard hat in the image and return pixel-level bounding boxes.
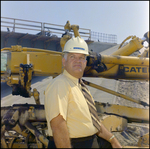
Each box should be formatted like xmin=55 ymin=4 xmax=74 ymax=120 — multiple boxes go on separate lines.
xmin=63 ymin=36 xmax=89 ymax=55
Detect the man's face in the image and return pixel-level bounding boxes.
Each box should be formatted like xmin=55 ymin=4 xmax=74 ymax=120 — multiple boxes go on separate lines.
xmin=62 ymin=53 xmax=87 ymax=78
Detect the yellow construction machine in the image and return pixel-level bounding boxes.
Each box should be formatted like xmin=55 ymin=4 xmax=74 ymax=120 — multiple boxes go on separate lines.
xmin=1 ymin=21 xmax=149 ymax=148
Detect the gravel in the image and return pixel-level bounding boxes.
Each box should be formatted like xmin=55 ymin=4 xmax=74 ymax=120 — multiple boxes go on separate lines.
xmin=113 ymin=51 xmax=149 ymax=147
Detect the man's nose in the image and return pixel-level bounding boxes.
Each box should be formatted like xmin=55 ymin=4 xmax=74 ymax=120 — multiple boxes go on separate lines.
xmin=74 ymin=57 xmax=82 ymax=62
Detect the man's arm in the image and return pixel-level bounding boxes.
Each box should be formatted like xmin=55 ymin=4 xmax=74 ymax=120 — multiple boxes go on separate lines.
xmin=50 ymin=114 xmax=72 ymax=148
xmin=96 ymin=123 xmax=122 ymax=148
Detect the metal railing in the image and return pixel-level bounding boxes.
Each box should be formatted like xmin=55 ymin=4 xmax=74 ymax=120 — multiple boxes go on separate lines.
xmin=1 ymin=17 xmax=42 ymax=34
xmin=43 ymin=22 xmax=91 ymax=39
xmin=91 ymin=31 xmax=117 ymax=43
xmin=1 ymin=17 xmax=91 ymax=40
xmin=1 ymin=17 xmax=117 ymax=43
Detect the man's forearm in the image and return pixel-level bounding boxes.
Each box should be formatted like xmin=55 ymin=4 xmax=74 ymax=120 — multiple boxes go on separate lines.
xmin=50 ymin=114 xmax=72 ymax=148
xmin=53 ymin=123 xmax=71 ymax=148
xmin=96 ymin=123 xmax=113 ymax=141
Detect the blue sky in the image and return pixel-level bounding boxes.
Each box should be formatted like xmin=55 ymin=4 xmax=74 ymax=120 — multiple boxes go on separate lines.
xmin=1 ymin=1 xmax=149 ymax=44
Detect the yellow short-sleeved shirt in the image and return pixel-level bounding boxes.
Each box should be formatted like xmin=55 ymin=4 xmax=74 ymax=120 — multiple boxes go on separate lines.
xmin=44 ymin=70 xmax=98 ymax=138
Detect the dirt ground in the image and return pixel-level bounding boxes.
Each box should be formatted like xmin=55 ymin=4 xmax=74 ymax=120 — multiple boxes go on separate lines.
xmin=116 ymin=80 xmax=149 ymax=109
xmin=113 ymin=80 xmax=149 ymax=147
xmin=110 ymin=51 xmax=149 ymax=147
xmin=113 ymin=50 xmax=149 ymax=147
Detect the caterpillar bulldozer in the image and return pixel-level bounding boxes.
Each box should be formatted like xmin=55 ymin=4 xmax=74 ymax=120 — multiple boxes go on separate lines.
xmin=1 ymin=20 xmax=149 ymax=148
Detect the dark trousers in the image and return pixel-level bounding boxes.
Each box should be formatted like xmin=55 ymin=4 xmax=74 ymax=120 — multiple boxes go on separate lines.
xmin=48 ymin=135 xmax=112 ymax=148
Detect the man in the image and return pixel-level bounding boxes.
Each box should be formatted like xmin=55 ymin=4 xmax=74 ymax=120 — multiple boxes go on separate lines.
xmin=44 ymin=37 xmax=122 ymax=148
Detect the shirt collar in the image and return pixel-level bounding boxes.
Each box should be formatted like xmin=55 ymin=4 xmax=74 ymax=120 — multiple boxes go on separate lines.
xmin=63 ymin=70 xmax=79 ymax=86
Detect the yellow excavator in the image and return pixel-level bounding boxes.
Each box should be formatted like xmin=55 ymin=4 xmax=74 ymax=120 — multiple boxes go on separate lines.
xmin=1 ymin=21 xmax=149 ymax=148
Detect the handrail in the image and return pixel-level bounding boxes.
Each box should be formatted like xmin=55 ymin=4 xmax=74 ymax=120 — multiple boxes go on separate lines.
xmin=2 ymin=21 xmax=41 ymax=28
xmin=1 ymin=17 xmax=42 ymax=33
xmin=43 ymin=22 xmax=91 ymax=39
xmin=1 ymin=16 xmax=117 ymax=43
xmin=1 ymin=17 xmax=91 ymax=39
xmin=1 ymin=16 xmax=43 ymax=23
xmin=1 ymin=25 xmax=42 ymax=32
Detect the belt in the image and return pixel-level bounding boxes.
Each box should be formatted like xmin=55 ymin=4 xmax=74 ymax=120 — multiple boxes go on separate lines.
xmin=48 ymin=134 xmax=96 ymax=142
xmin=71 ymin=134 xmax=96 ymax=143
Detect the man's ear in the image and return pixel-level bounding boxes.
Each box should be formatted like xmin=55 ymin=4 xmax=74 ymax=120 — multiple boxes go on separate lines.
xmin=62 ymin=57 xmax=65 ymax=66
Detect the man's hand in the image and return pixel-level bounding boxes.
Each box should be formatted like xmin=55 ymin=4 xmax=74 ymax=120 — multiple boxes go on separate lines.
xmin=50 ymin=114 xmax=72 ymax=148
xmin=110 ymin=137 xmax=122 ymax=148
xmin=97 ymin=123 xmax=122 ymax=148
